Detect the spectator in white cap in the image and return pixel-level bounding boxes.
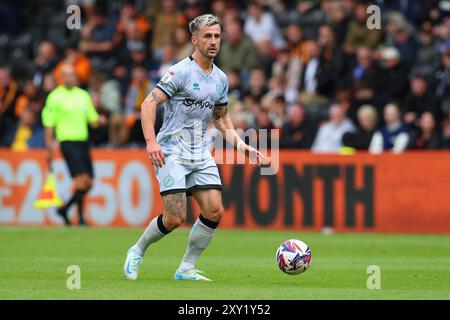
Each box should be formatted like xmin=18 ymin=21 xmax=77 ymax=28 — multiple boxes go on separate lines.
xmin=377 ymin=47 xmax=409 ymax=101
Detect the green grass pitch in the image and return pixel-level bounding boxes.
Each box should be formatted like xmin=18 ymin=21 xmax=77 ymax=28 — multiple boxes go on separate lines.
xmin=0 ymin=227 xmax=449 ymax=300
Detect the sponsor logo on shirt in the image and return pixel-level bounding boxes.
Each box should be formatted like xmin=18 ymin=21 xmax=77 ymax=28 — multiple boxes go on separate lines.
xmin=182 ymin=98 xmax=213 ymax=109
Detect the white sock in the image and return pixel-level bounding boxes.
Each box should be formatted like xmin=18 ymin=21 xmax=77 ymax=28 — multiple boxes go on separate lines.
xmin=178 ymin=216 xmax=217 ymax=272
xmin=131 ymin=215 xmax=169 ymax=255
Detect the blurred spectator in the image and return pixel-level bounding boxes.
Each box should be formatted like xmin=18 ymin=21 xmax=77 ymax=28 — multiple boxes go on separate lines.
xmin=442 ymin=119 xmax=450 ymax=149
xmin=335 ymin=85 xmax=352 ymax=111
xmin=322 ymin=0 xmax=351 ymax=46
xmin=127 ymin=42 xmax=152 ymax=71
xmin=14 ymin=81 xmax=44 ymax=123
xmin=408 ymin=111 xmax=443 ymax=150
xmin=435 ymin=48 xmax=450 ymax=120
xmin=280 ymin=104 xmax=317 ymax=149
xmin=217 ymin=16 xmax=262 ymax=74
xmin=300 ymin=40 xmax=321 ymax=96
xmin=377 ymin=47 xmax=409 ymax=102
xmin=117 ymin=19 xmax=149 ymax=68
xmin=143 ymin=0 xmax=163 ymax=24
xmin=151 ymin=0 xmax=186 ymax=59
xmin=112 ymin=64 xmax=131 ymax=99
xmin=8 ymin=107 xmax=45 ymax=151
xmin=410 ymin=21 xmax=441 ymax=81
xmin=266 ymin=95 xmax=288 ymax=128
xmin=182 ymin=0 xmax=207 ymax=23
xmin=349 ymin=80 xmax=387 ymax=123
xmin=403 ymin=74 xmax=439 ymax=125
xmin=357 ymin=104 xmax=378 ymax=147
xmin=390 ymin=23 xmax=418 ymax=71
xmin=254 ymin=109 xmax=276 ymax=149
xmin=124 ymin=65 xmax=153 ymax=145
xmin=152 ymin=44 xmax=177 ymax=83
xmin=369 ymin=103 xmax=409 ymax=154
xmin=286 ymin=0 xmax=326 ymax=38
xmin=115 ymin=2 xmax=150 ymax=40
xmin=257 ymin=0 xmax=286 ymax=18
xmin=299 ymin=40 xmax=335 ymax=109
xmin=255 ymin=108 xmax=275 ymax=132
xmin=433 ymin=16 xmax=450 ymax=44
xmin=311 ymin=103 xmax=356 ymax=152
xmin=211 ymin=0 xmax=228 ymax=21
xmin=53 ymin=45 xmax=92 ymax=88
xmin=229 ymin=100 xmax=251 ymax=131
xmin=244 ymin=1 xmax=285 ymax=58
xmin=318 ymin=24 xmax=347 ymax=78
xmin=88 ymin=71 xmax=125 ymax=146
xmin=384 ymin=12 xmax=411 ymax=48
xmin=271 ymin=47 xmax=302 ymax=95
xmin=350 ymin=47 xmax=381 ymax=91
xmin=174 ymin=26 xmax=193 ymax=61
xmin=264 ymin=74 xmax=297 ymax=107
xmin=32 ymin=41 xmax=59 ymax=91
xmin=382 ymin=0 xmax=434 ymax=26
xmin=243 ymin=68 xmax=268 ymax=103
xmin=284 ymin=23 xmax=310 ymax=63
xmin=343 ymin=2 xmax=383 ymax=54
xmin=42 ymin=73 xmax=56 ymax=96
xmin=0 ymin=67 xmax=20 ymax=146
xmin=79 ymin=6 xmax=118 ymax=73
xmin=352 ymin=104 xmax=378 ymax=150
xmin=227 ymin=69 xmax=243 ymax=100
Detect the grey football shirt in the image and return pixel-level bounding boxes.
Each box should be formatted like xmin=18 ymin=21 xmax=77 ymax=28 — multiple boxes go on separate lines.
xmin=156 ymin=56 xmax=228 ymax=161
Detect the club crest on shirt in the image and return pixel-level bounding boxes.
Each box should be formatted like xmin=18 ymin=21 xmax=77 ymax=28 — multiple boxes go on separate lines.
xmin=163 ymin=175 xmax=174 ymax=187
xmin=160 ymin=70 xmax=175 ymax=84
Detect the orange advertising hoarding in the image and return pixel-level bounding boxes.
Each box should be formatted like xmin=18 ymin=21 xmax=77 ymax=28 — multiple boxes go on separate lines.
xmin=1 ymin=149 xmax=449 ymax=233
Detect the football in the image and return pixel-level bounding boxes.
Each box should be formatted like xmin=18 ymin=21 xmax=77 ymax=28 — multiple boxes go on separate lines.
xmin=276 ymin=239 xmax=312 ymax=275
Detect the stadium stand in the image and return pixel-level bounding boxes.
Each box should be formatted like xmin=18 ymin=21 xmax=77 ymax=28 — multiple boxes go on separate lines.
xmin=1 ymin=0 xmax=449 ymax=152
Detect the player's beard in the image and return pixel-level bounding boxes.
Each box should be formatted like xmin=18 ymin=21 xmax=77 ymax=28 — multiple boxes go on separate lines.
xmin=199 ymin=46 xmax=218 ymax=59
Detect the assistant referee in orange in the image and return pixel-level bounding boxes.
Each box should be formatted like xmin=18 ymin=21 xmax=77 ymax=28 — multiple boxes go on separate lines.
xmin=42 ymin=63 xmax=101 ymax=226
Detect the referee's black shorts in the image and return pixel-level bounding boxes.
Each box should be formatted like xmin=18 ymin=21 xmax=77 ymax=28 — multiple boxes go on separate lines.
xmin=60 ymin=141 xmax=94 ymax=178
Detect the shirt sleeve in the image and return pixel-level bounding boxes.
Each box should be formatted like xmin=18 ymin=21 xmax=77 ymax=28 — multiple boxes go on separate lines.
xmin=215 ymin=77 xmax=229 ymax=107
xmin=41 ymin=92 xmax=56 ymax=128
xmin=85 ymin=91 xmax=99 ymax=123
xmin=369 ymin=131 xmax=383 ymax=154
xmin=156 ymin=69 xmax=183 ymax=99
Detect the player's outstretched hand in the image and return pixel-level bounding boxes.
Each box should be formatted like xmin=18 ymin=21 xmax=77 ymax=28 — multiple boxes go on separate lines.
xmin=240 ymin=143 xmax=271 ymax=168
xmin=146 ymin=141 xmax=166 ymax=168
xmin=255 ymin=151 xmax=272 ymax=168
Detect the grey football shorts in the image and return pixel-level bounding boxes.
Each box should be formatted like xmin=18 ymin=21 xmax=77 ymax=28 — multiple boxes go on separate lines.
xmin=155 ymin=155 xmax=222 ymax=196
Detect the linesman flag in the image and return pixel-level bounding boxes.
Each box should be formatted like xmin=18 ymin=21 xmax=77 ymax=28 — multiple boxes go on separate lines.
xmin=34 ymin=172 xmax=63 ymax=209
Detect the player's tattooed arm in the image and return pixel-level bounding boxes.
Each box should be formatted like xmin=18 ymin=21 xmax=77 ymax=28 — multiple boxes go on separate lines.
xmin=212 ymin=106 xmax=227 ymax=120
xmin=212 ymin=106 xmax=241 ymax=146
xmin=141 ymin=88 xmax=169 ymax=166
xmin=145 ymin=88 xmax=168 ymax=107
xmin=150 ymin=91 xmax=160 ymax=103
